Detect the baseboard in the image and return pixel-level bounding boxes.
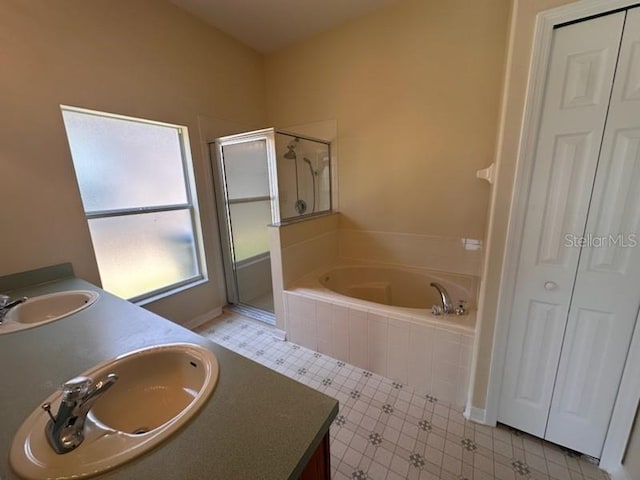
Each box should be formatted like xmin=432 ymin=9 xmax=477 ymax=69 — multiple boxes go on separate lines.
xmin=464 ymin=404 xmax=491 ymax=425
xmin=606 ymin=465 xmax=629 ymax=480
xmin=271 ymin=327 xmax=287 ymax=341
xmin=183 ymin=307 xmax=223 ymax=330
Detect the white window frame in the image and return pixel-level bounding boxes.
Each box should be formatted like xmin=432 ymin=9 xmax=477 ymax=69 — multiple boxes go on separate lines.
xmin=61 ymin=105 xmax=207 ymax=303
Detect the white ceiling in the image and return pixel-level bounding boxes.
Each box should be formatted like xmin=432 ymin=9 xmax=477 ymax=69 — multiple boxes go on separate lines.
xmin=169 ymin=0 xmax=401 ymax=53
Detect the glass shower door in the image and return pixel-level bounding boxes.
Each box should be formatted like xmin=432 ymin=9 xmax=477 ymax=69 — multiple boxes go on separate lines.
xmin=211 ymin=134 xmax=277 ymax=319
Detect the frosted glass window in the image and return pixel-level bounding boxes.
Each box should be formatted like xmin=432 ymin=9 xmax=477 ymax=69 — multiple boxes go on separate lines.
xmin=228 ymin=201 xmax=271 ymax=262
xmin=89 ymin=210 xmax=198 ymax=299
xmin=222 ymin=140 xmax=270 ymax=200
xmin=61 ymin=110 xmax=188 ymax=212
xmin=61 ymin=106 xmax=203 ymax=301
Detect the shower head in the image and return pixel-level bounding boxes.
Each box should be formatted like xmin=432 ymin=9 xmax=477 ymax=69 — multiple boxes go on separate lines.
xmin=284 ymin=147 xmax=296 ymax=160
xmin=284 ymin=138 xmax=299 ymax=159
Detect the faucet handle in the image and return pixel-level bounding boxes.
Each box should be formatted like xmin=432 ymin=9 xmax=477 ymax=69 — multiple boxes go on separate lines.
xmin=96 ymin=373 xmax=119 ymax=389
xmin=454 ymin=300 xmax=468 ymax=315
xmin=61 ymin=376 xmax=93 ymax=400
xmin=41 ymin=402 xmax=57 ymax=423
xmin=0 ymin=295 xmax=9 ymax=307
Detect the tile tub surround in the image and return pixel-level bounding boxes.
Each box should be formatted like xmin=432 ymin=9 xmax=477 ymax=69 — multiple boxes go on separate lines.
xmin=268 ymin=211 xmax=483 ymax=333
xmin=283 ymin=290 xmax=474 ymax=407
xmin=197 ymin=311 xmax=609 ymax=480
xmin=273 ymin=216 xmax=484 ymax=290
xmin=339 ymin=229 xmax=484 ymax=278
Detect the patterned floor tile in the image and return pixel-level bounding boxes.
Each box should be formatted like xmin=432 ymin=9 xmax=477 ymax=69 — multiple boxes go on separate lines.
xmin=196 ymin=311 xmax=611 ymax=480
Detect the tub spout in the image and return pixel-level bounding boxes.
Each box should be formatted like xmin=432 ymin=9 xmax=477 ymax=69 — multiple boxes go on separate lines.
xmin=430 ymin=283 xmax=453 ymax=315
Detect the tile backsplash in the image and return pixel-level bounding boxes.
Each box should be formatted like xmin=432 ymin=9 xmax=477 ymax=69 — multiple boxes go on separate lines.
xmin=339 ymin=229 xmax=483 ymax=278
xmin=276 ymin=217 xmax=483 ymax=295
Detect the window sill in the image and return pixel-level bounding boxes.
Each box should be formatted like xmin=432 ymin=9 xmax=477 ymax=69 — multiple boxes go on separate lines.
xmin=133 ymin=277 xmax=208 ymax=307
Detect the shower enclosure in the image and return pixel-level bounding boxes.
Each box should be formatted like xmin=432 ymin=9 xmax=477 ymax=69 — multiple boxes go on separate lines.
xmin=275 ymin=132 xmax=332 ymax=219
xmin=210 ymin=128 xmax=331 ymax=322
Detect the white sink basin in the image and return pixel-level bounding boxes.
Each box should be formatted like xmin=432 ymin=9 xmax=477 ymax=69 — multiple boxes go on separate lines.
xmin=1 ymin=290 xmax=99 ymax=334
xmin=10 ymin=343 xmax=219 ymax=480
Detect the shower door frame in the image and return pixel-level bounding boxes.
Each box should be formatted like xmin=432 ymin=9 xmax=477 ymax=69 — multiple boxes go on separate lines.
xmin=210 ymin=128 xmax=280 ymax=312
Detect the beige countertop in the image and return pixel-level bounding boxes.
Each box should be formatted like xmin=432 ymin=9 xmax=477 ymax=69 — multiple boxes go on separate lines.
xmin=0 ymin=275 xmax=338 ymax=479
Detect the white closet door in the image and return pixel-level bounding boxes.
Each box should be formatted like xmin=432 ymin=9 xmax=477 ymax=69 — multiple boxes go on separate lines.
xmin=546 ymin=7 xmax=640 ymax=458
xmin=498 ymin=13 xmax=625 ymax=437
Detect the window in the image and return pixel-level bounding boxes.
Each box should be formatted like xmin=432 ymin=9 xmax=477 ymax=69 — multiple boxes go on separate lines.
xmin=61 ymin=106 xmax=205 ymax=301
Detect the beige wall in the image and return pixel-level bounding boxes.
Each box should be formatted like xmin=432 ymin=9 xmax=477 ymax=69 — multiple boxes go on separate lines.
xmin=0 ymin=0 xmax=266 ymax=323
xmin=469 ymin=0 xmax=582 ymax=409
xmin=264 ymin=0 xmax=511 ymax=240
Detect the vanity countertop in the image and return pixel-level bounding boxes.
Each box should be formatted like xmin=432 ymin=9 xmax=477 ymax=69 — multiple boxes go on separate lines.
xmin=0 ymin=276 xmax=338 ymax=479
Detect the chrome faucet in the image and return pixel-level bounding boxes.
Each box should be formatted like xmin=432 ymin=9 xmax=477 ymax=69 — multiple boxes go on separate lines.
xmin=430 ymin=283 xmax=468 ymax=316
xmin=42 ymin=374 xmax=118 ymax=454
xmin=430 ymin=282 xmax=454 ymax=315
xmin=0 ymin=294 xmax=27 ymax=323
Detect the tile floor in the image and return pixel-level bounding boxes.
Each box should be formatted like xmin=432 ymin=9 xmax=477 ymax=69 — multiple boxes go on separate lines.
xmin=196 ymin=311 xmax=610 ymax=480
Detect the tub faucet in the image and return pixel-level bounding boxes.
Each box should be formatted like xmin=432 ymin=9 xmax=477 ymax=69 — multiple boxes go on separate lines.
xmin=42 ymin=373 xmax=119 ymax=454
xmin=430 ymin=283 xmax=454 ymax=315
xmin=0 ymin=294 xmax=27 ymax=323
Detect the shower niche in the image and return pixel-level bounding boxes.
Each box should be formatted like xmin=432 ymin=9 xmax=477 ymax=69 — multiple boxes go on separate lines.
xmin=210 ymin=128 xmax=332 ymax=322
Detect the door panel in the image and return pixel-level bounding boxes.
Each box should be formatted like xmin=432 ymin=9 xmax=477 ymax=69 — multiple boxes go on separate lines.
xmin=498 ymin=12 xmax=625 ymax=437
xmin=551 ymin=307 xmax=614 ymax=416
xmin=561 ymin=49 xmax=612 ymax=109
xmin=536 ymin=132 xmax=593 ymax=266
xmin=513 ymin=301 xmax=561 ymax=404
xmin=589 ymin=129 xmax=640 ymax=273
xmin=546 ymin=8 xmax=640 ymax=456
xmin=622 ymin=41 xmax=640 ymax=100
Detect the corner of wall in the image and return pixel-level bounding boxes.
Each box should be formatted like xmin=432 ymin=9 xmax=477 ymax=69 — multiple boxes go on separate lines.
xmin=268 ymin=226 xmax=286 ymax=330
xmin=270 ymin=213 xmax=340 ymax=330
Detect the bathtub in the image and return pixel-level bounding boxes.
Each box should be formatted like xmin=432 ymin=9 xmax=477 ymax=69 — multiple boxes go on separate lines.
xmin=284 ymin=264 xmax=476 ymax=406
xmin=320 ymin=264 xmax=474 ymax=309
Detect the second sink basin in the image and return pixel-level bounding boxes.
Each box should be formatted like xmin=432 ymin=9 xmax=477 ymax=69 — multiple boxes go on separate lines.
xmin=1 ymin=290 xmax=99 ymax=334
xmin=89 ymin=344 xmax=214 ymax=434
xmin=10 ymin=343 xmax=219 ymax=479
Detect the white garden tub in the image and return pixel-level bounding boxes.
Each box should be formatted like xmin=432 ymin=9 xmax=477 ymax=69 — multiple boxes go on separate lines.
xmin=284 ymin=264 xmax=478 ymax=406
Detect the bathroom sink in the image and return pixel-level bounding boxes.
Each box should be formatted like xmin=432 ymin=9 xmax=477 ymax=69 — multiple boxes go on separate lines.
xmin=1 ymin=290 xmax=99 ymax=334
xmin=10 ymin=343 xmax=219 ymax=480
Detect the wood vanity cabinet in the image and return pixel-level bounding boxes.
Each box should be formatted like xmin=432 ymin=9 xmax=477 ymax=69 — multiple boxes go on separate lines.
xmin=298 ymin=432 xmax=330 ymax=480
